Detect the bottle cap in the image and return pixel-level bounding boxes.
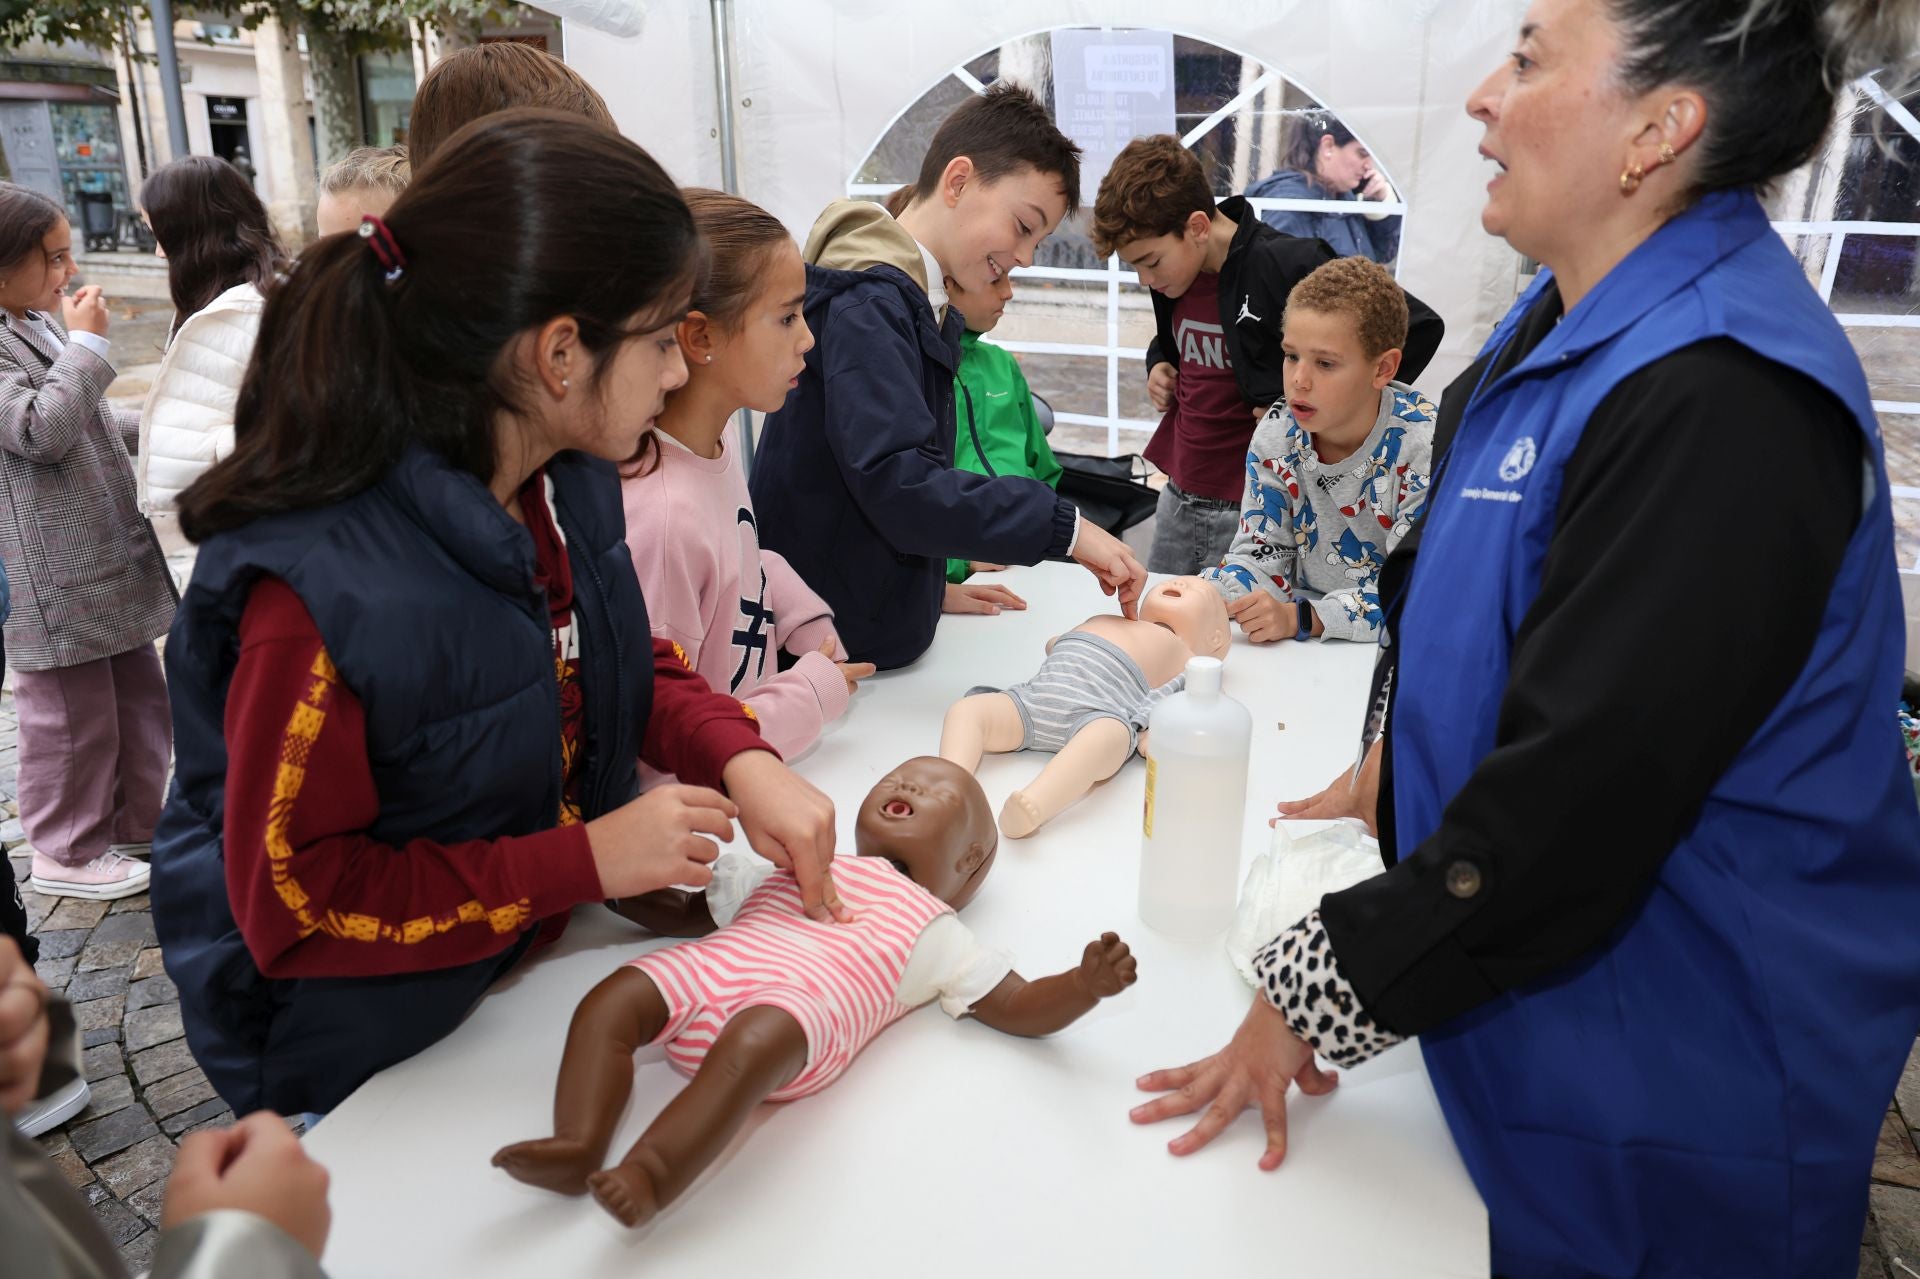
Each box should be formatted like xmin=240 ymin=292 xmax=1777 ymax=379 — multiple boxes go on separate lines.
xmin=1185 ymin=655 xmax=1223 ymax=699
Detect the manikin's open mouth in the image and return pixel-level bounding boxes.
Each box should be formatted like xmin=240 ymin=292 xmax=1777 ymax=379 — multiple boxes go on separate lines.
xmin=883 ymin=799 xmax=914 ymax=818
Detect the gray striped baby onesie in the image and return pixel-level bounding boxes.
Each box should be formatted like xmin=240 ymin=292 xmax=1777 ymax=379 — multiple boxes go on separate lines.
xmin=968 ymin=631 xmax=1185 ymax=755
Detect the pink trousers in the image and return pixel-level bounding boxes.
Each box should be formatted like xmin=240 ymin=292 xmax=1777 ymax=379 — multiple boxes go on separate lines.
xmin=13 ymin=644 xmax=171 ymax=868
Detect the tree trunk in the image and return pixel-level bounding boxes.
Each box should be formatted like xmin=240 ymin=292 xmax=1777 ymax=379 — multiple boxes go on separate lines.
xmin=303 ymin=20 xmax=363 ymax=169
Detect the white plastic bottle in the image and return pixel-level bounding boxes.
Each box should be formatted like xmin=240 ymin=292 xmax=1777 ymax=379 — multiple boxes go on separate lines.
xmin=1137 ymin=655 xmax=1253 ymax=938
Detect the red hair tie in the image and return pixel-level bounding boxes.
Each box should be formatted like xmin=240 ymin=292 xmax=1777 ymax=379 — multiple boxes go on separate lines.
xmin=357 ymin=215 xmax=407 ymax=283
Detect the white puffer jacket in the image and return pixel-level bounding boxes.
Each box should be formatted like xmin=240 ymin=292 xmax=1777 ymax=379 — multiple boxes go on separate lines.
xmin=137 ymin=282 xmax=264 ymax=581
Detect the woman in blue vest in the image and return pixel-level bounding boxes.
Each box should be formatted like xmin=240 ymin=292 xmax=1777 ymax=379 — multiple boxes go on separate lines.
xmin=151 ymin=111 xmax=842 ymax=1119
xmin=1134 ymin=2 xmax=1920 ymax=1274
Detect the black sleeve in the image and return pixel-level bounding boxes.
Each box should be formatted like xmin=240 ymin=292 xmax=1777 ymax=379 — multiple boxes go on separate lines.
xmin=1397 ymin=284 xmax=1445 ymax=384
xmin=1319 ymin=338 xmax=1862 ymax=1035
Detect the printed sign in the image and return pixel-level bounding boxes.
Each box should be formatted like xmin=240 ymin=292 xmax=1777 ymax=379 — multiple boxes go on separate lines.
xmin=1049 ymin=28 xmax=1177 ymax=205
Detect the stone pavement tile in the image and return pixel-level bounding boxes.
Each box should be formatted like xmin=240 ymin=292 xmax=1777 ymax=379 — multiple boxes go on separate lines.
xmin=70 ymin=1106 xmax=158 ymax=1162
xmin=126 ymin=973 xmax=177 ymax=1011
xmin=125 ymin=1177 xmax=169 ymax=1228
xmin=82 ymin=1026 xmax=120 ymax=1049
xmin=24 ymin=892 xmax=54 ymax=935
xmin=33 ymin=953 xmax=76 ymax=989
xmin=1897 ymin=1038 xmax=1920 ymax=1131
xmin=43 ymin=898 xmax=109 ymax=931
xmin=119 ymin=1228 xmax=160 ymax=1273
xmin=48 ymin=1144 xmax=94 ymax=1190
xmin=132 ymin=947 xmax=166 ymax=981
xmin=95 ymin=1133 xmax=177 ymax=1199
xmin=162 ymin=1098 xmax=231 ymax=1137
xmin=65 ymin=965 xmax=131 ymax=1003
xmin=144 ymin=1066 xmax=216 ymax=1119
xmin=109 ymin=892 xmax=151 ymax=914
xmin=81 ymin=1042 xmax=125 ymax=1082
xmin=182 ymin=1111 xmax=236 ymax=1138
xmin=75 ymin=1073 xmax=134 ymax=1122
xmin=1879 ymin=1110 xmax=1920 ymax=1191
xmin=1862 ymin=1247 xmax=1889 ymax=1279
xmin=35 ymin=929 xmax=88 ymax=960
xmin=131 ymin=1038 xmax=197 ymax=1087
xmin=0 ymin=814 xmax=21 ymax=843
xmin=71 ymin=994 xmax=126 ymax=1034
xmin=1872 ymin=1184 xmax=1920 ymax=1268
xmin=77 ymin=912 xmax=156 ymax=972
xmin=89 ymin=1193 xmax=149 ymax=1247
xmin=125 ymin=1001 xmax=184 ymax=1053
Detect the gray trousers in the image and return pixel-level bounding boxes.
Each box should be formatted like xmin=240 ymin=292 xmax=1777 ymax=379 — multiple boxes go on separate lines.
xmin=1146 ymin=481 xmax=1243 ymax=576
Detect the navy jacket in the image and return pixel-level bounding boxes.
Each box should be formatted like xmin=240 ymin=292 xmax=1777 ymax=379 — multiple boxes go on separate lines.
xmin=751 ymin=263 xmax=1077 ymax=670
xmin=1144 ymin=196 xmax=1443 ymax=410
xmin=1246 ymin=169 xmax=1402 ymax=264
xmin=151 ymin=446 xmax=653 ymax=1116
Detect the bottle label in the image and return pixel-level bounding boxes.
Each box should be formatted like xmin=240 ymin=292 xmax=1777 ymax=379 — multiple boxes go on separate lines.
xmin=1143 ymin=756 xmax=1156 ymax=838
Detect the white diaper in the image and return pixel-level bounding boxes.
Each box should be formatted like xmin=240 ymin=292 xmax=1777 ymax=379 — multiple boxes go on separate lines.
xmin=1225 ymin=820 xmax=1385 ymax=985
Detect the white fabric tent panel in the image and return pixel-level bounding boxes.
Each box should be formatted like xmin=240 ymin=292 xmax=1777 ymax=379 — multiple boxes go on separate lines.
xmin=569 ymin=1 xmax=1532 ymax=391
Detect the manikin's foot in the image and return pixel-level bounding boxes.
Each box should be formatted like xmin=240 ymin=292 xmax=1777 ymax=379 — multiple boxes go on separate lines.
xmin=1000 ymin=790 xmax=1044 ymax=839
xmin=586 ymin=1142 xmax=672 ymax=1228
xmin=491 ymin=1137 xmax=602 ymax=1195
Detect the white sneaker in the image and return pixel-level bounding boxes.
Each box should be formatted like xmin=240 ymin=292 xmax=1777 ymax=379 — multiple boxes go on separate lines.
xmin=29 ymin=851 xmax=150 ymax=901
xmin=14 ymin=1075 xmax=89 ymax=1138
xmin=106 ymin=842 xmax=151 ymax=860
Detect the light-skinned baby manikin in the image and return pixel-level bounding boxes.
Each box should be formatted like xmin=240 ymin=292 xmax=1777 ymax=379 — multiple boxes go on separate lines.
xmin=939 ymin=577 xmax=1230 ymax=837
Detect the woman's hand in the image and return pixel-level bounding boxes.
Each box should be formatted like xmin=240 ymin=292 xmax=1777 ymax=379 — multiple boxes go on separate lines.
xmin=943 ymin=581 xmax=1027 ymax=615
xmin=818 ymin=636 xmax=875 ymax=694
xmin=1359 ymin=168 xmax=1394 ymax=203
xmin=60 ymin=285 xmax=109 ymax=336
xmin=721 ymin=749 xmax=849 ymax=923
xmin=1071 ymin=519 xmax=1148 ymax=619
xmin=1273 ymin=738 xmax=1380 ymax=836
xmin=1131 ymin=996 xmax=1338 ymax=1170
xmin=584 ymin=784 xmax=737 ymax=899
xmin=163 ymin=1112 xmax=333 ymax=1260
xmin=0 ymin=937 xmax=49 ymax=1117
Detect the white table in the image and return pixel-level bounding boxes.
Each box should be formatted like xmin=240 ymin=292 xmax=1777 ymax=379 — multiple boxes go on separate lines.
xmin=302 ymin=564 xmax=1489 ymax=1277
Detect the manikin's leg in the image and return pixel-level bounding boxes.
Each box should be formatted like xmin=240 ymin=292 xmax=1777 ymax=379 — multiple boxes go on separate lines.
xmin=587 ymin=1005 xmax=809 ymax=1228
xmin=493 ymin=967 xmax=671 ymax=1194
xmin=1002 ymin=717 xmax=1136 ymax=839
xmin=938 ymin=692 xmax=1026 ymax=772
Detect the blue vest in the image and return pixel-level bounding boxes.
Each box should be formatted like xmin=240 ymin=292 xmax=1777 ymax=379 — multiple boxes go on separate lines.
xmin=1394 ymin=191 xmax=1920 ymax=1276
xmin=151 ymin=446 xmax=652 ymax=1117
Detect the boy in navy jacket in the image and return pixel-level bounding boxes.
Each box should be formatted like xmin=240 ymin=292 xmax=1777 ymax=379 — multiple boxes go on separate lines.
xmin=751 ymin=85 xmax=1146 ymax=671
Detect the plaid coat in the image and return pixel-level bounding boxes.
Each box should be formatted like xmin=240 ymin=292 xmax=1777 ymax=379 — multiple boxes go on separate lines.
xmin=0 ymin=311 xmax=175 ymax=671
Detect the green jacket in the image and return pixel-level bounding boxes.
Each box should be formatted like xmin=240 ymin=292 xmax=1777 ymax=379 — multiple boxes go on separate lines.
xmin=947 ymin=331 xmax=1062 ymax=583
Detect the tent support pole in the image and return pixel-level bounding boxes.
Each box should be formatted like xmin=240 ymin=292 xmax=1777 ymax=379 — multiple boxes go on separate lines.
xmin=710 ymin=0 xmax=757 ymax=475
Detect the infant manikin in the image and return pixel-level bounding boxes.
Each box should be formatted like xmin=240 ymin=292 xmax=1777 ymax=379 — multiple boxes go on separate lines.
xmin=493 ymin=757 xmax=1137 ymax=1227
xmin=940 ymin=577 xmax=1230 ymax=837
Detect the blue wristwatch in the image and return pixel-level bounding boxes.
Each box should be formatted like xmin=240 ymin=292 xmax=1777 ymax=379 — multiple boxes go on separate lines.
xmin=1293 ymin=599 xmax=1314 ymax=641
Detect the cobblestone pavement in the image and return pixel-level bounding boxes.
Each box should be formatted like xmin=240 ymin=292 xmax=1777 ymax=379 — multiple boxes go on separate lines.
xmin=2 ymin=304 xmax=1917 ymax=1274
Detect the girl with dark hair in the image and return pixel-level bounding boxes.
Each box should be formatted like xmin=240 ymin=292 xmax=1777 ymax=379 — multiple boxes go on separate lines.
xmin=0 ymin=182 xmax=175 ymax=904
xmin=1138 ymin=2 xmax=1920 ymax=1274
xmin=136 ymin=155 xmax=290 ymax=586
xmin=621 ymin=189 xmax=872 ymax=785
xmin=1246 ymin=109 xmax=1402 ymax=263
xmin=151 ymin=111 xmax=841 ymax=1120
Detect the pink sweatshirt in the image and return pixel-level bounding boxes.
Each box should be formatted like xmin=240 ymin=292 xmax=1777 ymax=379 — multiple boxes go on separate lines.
xmin=623 ymin=423 xmax=850 ymax=788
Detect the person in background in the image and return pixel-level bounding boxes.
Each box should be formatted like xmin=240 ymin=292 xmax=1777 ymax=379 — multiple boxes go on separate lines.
xmin=751 ymin=84 xmax=1145 ymax=672
xmin=406 ymin=42 xmax=617 ymax=170
xmin=152 ymin=112 xmax=840 ymax=1121
xmin=137 ymin=155 xmax=290 ymax=588
xmin=621 ymin=188 xmax=873 ymax=782
xmin=0 ymin=183 xmax=174 ymax=904
xmin=1091 ymin=135 xmax=1443 ymax=576
xmin=1247 ymin=110 xmax=1404 ymax=265
xmin=1135 ymin=2 xmax=1920 ymax=1274
xmin=1 ymin=935 xmax=333 ymax=1277
xmin=315 ymin=146 xmax=410 ymax=238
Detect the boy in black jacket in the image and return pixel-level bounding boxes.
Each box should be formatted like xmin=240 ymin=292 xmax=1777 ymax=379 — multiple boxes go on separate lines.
xmin=1091 ymin=135 xmax=1444 ymax=575
xmin=751 ymin=85 xmax=1147 ymax=672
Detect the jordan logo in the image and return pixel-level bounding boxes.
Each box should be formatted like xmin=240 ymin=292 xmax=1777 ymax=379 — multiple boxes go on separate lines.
xmin=1236 ymin=296 xmax=1262 ymax=325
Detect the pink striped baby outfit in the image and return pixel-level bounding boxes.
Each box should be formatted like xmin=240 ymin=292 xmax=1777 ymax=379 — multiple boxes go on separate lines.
xmin=628 ymin=856 xmax=952 ymax=1100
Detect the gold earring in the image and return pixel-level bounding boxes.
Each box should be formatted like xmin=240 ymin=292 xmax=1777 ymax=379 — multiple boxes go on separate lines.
xmin=1619 ymin=161 xmax=1646 ymax=195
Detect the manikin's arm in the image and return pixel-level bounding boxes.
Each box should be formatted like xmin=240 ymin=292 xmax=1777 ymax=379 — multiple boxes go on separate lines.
xmin=967 ymin=933 xmax=1137 ymax=1037
xmin=608 ymin=890 xmax=717 ymax=937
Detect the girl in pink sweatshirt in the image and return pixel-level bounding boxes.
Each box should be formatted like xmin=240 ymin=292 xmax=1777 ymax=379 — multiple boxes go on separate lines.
xmin=624 ymin=190 xmax=873 ymax=786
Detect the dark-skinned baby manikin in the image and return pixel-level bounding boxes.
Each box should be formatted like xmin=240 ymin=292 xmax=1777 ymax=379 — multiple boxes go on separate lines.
xmin=494 ymin=757 xmax=1138 ymax=1228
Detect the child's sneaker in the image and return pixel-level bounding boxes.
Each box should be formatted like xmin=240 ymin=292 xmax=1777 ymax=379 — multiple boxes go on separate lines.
xmin=107 ymin=842 xmax=151 ymax=860
xmin=14 ymin=1075 xmax=89 ymax=1138
xmin=29 ymin=850 xmax=150 ymax=901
